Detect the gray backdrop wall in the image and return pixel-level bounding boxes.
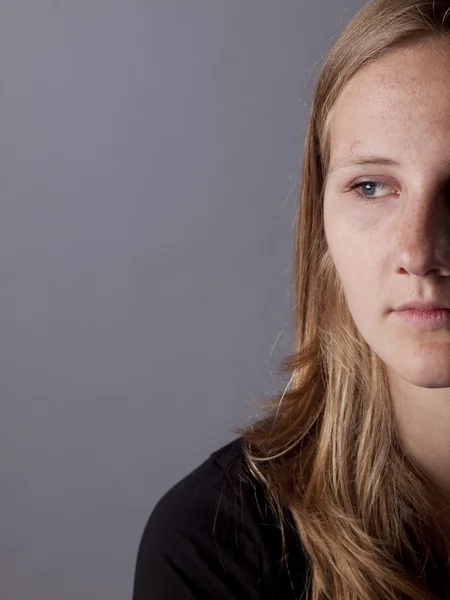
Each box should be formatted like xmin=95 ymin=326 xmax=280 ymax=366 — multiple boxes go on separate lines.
xmin=1 ymin=2 xmax=366 ymax=598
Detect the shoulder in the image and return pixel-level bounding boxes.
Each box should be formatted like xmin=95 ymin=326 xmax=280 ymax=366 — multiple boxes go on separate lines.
xmin=132 ymin=436 xmax=310 ymax=599
xmin=147 ymin=436 xmax=263 ymax=530
xmin=132 ymin=437 xmax=264 ymax=599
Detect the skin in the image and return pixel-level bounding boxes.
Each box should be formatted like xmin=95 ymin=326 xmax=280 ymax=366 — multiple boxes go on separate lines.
xmin=323 ymin=36 xmax=450 ymax=502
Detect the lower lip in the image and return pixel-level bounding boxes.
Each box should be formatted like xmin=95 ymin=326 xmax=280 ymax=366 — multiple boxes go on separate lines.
xmin=394 ymin=309 xmax=450 ymax=329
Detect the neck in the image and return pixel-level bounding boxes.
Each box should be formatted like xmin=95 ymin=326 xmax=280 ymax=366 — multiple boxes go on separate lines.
xmin=388 ymin=369 xmax=450 ymax=504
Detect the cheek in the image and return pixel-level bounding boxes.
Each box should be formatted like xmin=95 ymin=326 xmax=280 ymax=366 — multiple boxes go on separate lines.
xmin=324 ymin=195 xmax=385 ymax=321
xmin=331 ymin=245 xmax=379 ymax=340
xmin=333 ymin=249 xmax=365 ymax=309
xmin=325 ymin=221 xmax=377 ymax=318
xmin=325 ymin=215 xmax=358 ymax=286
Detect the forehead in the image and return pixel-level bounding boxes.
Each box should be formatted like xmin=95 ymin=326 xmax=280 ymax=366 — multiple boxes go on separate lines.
xmin=328 ymin=38 xmax=450 ymax=169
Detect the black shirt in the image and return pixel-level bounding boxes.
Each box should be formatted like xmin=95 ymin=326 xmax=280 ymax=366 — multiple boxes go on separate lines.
xmin=132 ymin=436 xmax=311 ymax=599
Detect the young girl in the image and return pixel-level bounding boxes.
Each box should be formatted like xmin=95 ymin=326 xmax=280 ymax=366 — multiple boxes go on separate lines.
xmin=132 ymin=1 xmax=450 ymax=598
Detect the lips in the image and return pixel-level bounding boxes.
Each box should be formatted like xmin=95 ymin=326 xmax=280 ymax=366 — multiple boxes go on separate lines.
xmin=395 ymin=301 xmax=450 ymax=311
xmin=393 ymin=306 xmax=450 ymax=329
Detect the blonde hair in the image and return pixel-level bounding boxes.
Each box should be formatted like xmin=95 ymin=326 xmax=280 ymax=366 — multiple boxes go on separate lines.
xmin=234 ymin=1 xmax=450 ymax=598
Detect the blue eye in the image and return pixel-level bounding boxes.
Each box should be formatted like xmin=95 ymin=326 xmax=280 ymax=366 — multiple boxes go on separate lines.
xmin=346 ymin=180 xmax=391 ymax=202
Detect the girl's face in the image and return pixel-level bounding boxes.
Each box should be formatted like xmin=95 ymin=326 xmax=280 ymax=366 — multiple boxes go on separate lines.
xmin=323 ymin=37 xmax=450 ymax=388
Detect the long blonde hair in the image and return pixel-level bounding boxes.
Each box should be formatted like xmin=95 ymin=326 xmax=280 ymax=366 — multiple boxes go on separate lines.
xmin=235 ymin=1 xmax=450 ymax=598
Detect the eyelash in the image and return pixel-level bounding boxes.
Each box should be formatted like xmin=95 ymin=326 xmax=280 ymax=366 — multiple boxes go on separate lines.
xmin=345 ymin=180 xmax=392 ymax=203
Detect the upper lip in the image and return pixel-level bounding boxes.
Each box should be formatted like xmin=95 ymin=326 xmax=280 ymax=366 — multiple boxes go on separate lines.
xmin=394 ymin=300 xmax=450 ymax=311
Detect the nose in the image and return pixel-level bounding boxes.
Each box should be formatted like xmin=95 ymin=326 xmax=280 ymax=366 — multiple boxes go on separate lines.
xmin=394 ymin=191 xmax=450 ymax=277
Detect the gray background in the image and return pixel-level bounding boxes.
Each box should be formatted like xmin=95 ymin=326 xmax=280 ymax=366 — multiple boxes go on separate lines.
xmin=1 ymin=1 xmax=366 ymax=598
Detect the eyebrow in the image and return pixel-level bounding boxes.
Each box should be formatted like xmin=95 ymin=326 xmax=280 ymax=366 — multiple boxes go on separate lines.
xmin=326 ymin=155 xmax=450 ymax=181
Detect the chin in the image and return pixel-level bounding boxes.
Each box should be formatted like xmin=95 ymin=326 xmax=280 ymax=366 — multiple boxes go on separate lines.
xmin=400 ymin=372 xmax=450 ymax=389
xmin=386 ymin=350 xmax=450 ymax=389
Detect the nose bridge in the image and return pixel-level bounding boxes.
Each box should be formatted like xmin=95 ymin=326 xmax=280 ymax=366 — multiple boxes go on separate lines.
xmin=396 ymin=195 xmax=430 ymax=241
xmin=394 ymin=186 xmax=449 ymax=273
xmin=397 ymin=196 xmax=434 ymax=244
